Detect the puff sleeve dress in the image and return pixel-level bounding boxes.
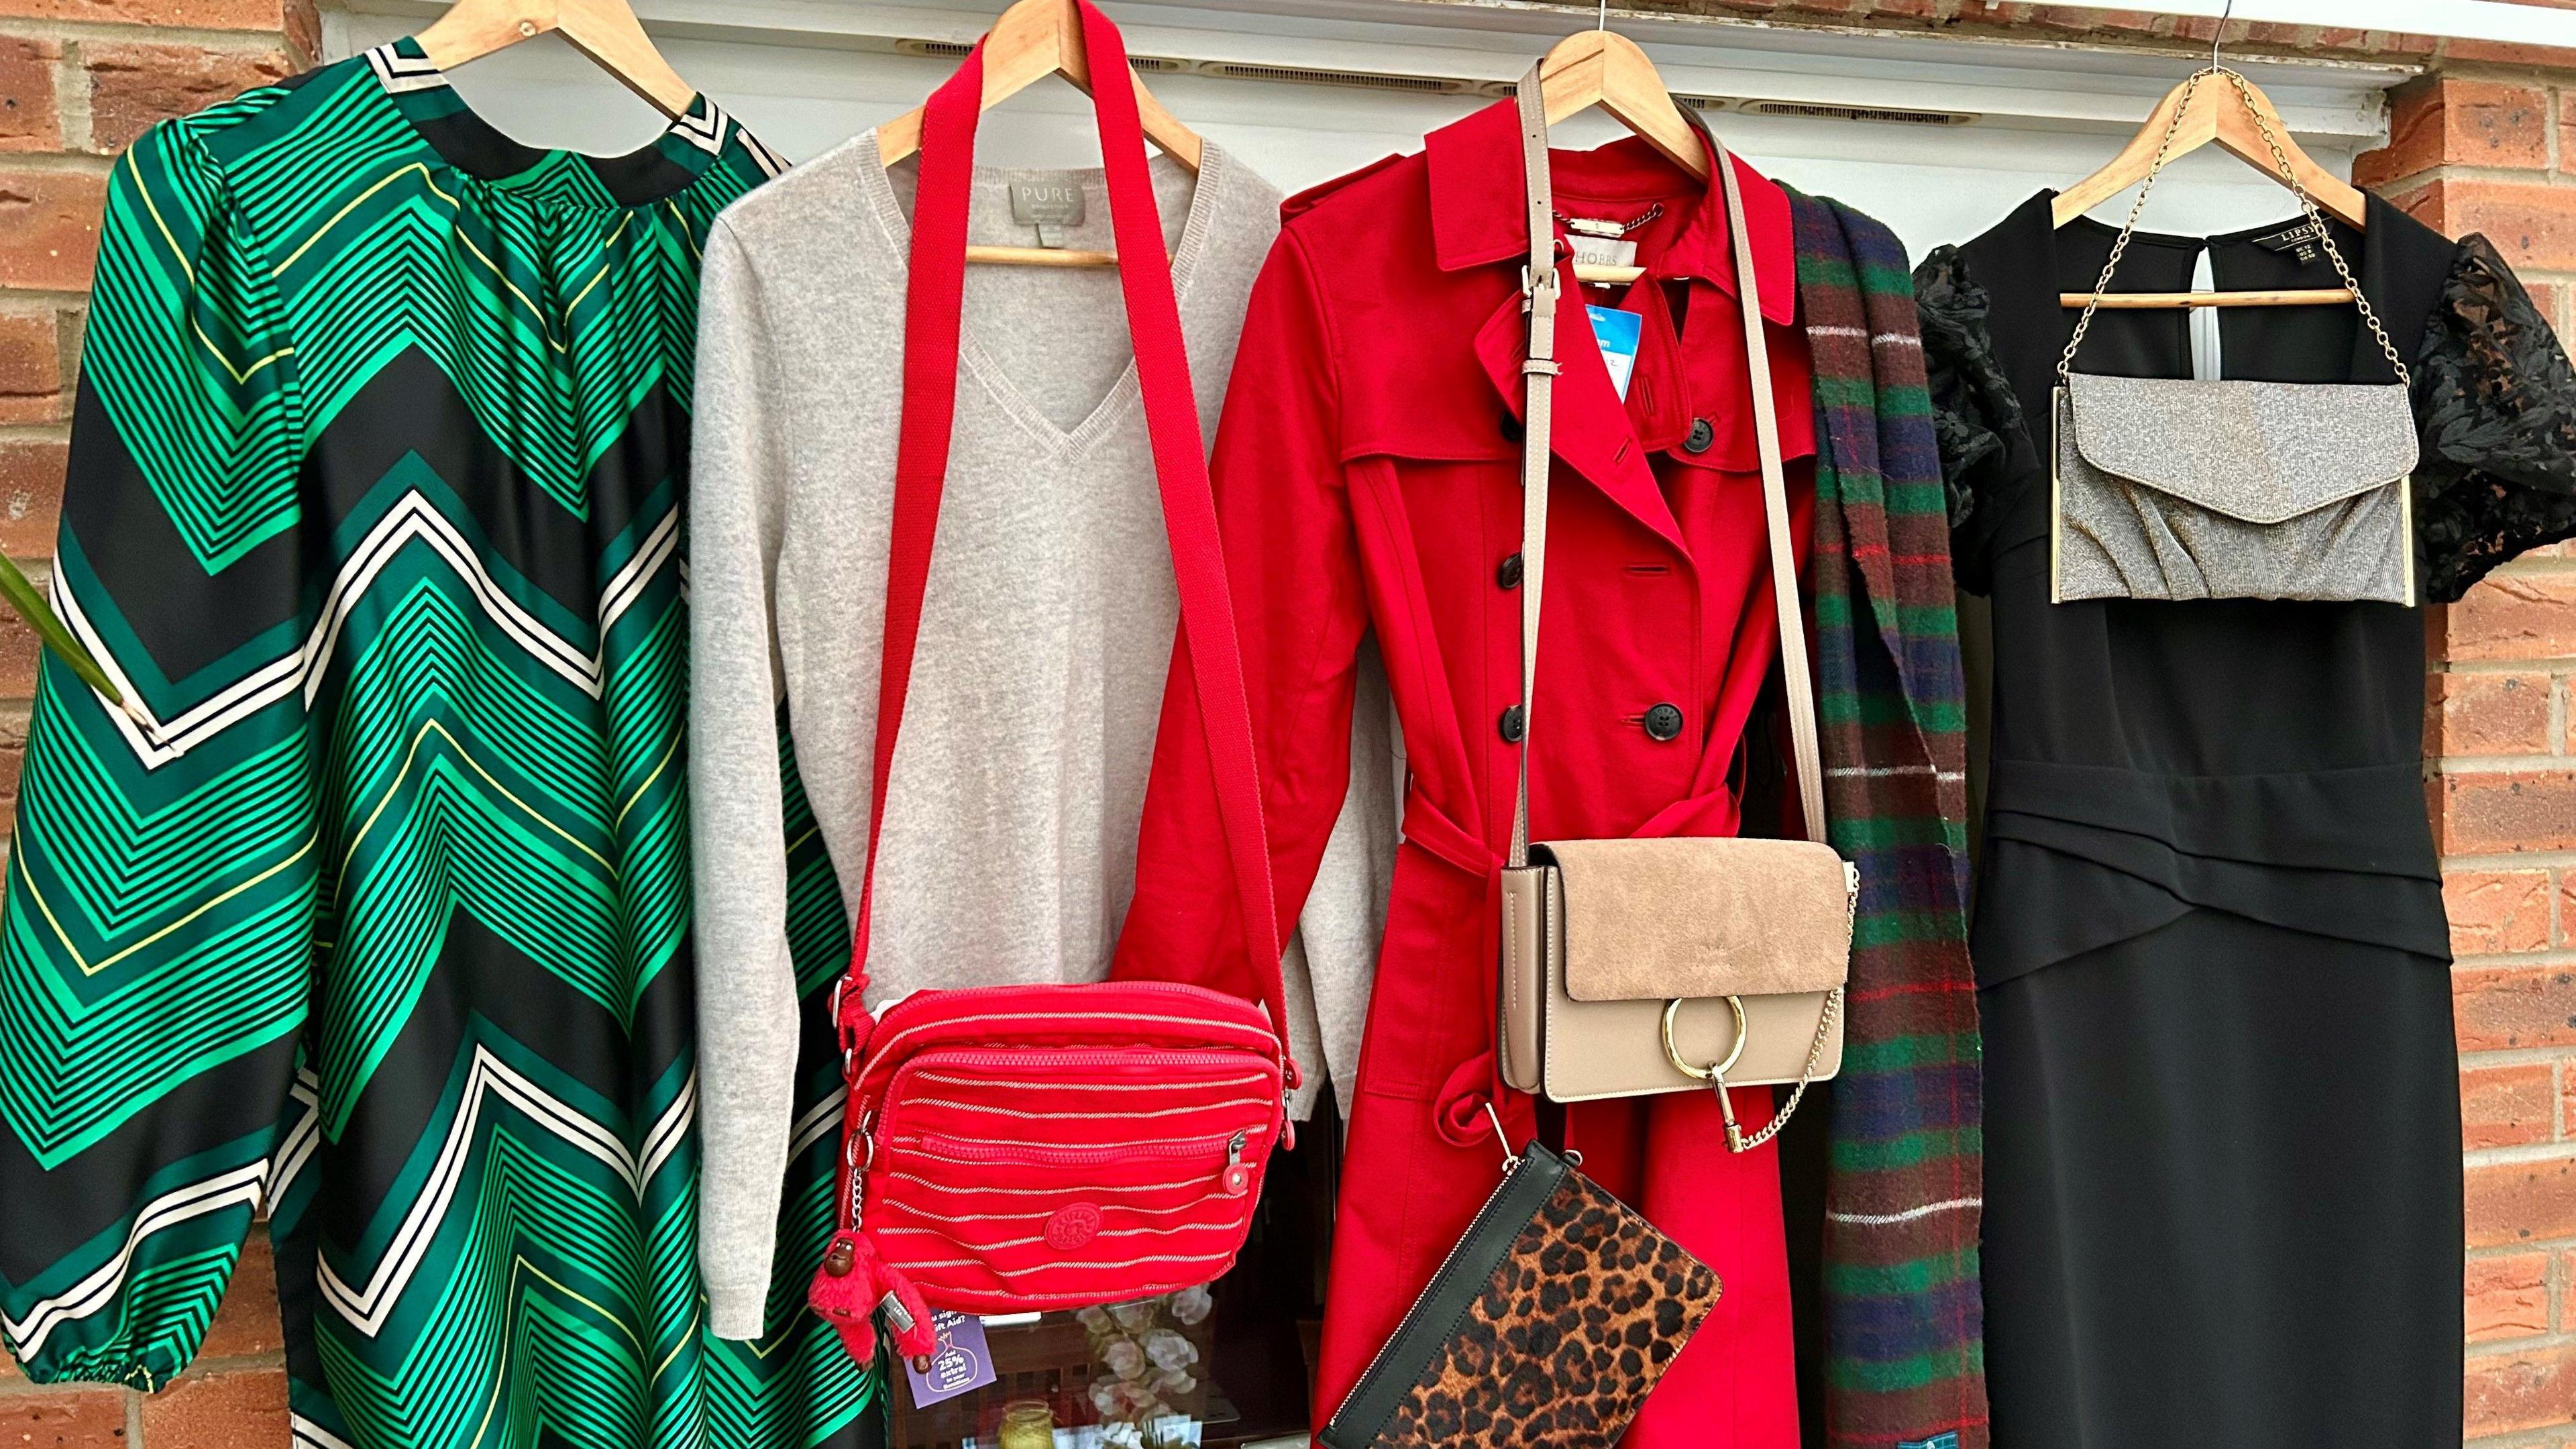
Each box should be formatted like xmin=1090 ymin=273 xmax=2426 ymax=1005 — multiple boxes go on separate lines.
xmin=0 ymin=39 xmax=880 ymax=1449
xmin=1915 ymin=189 xmax=2576 ymax=1448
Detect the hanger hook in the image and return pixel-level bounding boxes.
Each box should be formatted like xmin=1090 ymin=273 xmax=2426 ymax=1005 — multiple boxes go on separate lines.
xmin=1597 ymin=0 xmax=1608 ymax=33
xmin=2210 ymin=0 xmax=2235 ymax=72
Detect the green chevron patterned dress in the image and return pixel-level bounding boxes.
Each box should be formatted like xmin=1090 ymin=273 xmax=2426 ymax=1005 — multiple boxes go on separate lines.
xmin=0 ymin=40 xmax=883 ymax=1449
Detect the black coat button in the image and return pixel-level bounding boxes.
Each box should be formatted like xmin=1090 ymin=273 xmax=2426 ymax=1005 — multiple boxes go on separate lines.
xmin=1643 ymin=703 xmax=1684 ymax=741
xmin=1682 ymin=417 xmax=1716 ymax=455
xmin=1499 ymin=705 xmax=1526 ymax=743
xmin=1499 ymin=413 xmax=1525 ymax=444
xmin=1497 ymin=552 xmax=1523 ymax=590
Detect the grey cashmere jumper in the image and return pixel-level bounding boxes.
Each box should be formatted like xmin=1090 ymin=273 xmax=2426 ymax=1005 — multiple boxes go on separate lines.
xmin=689 ymin=133 xmax=1397 ymax=1339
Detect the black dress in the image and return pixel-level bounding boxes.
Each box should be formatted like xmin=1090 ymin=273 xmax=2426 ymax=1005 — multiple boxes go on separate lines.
xmin=1914 ymin=191 xmax=2576 ymax=1449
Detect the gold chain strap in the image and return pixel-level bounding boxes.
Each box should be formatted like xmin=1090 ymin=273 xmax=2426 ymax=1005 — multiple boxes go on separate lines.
xmin=1713 ymin=986 xmax=1845 ymax=1154
xmin=2057 ymin=66 xmax=2410 ymax=388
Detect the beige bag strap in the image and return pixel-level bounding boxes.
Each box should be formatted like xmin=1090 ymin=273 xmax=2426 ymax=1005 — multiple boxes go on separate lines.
xmin=1506 ymin=70 xmax=1559 ymax=871
xmin=1505 ymin=64 xmax=1825 ymax=871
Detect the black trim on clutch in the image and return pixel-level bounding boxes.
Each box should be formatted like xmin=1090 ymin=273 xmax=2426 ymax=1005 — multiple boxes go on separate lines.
xmin=1320 ymin=1142 xmax=1572 ymax=1449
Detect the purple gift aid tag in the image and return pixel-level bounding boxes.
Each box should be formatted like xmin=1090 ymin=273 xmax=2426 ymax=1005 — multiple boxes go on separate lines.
xmin=901 ymin=1310 xmax=997 ymax=1407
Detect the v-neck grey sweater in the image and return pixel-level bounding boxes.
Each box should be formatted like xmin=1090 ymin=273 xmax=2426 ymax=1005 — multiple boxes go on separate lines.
xmin=689 ymin=132 xmax=1397 ymax=1338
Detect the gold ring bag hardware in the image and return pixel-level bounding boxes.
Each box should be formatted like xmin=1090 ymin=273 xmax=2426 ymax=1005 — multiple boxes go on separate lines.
xmin=2051 ymin=68 xmax=2420 ymax=607
xmin=1492 ymin=79 xmax=1851 ymax=1146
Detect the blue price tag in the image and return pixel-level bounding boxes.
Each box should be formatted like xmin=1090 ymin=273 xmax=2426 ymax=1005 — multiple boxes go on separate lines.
xmin=1587 ymin=305 xmax=1642 ymax=401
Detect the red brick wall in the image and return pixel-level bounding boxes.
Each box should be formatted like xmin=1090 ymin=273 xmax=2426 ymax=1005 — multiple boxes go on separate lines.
xmin=2363 ymin=66 xmax=2576 ymax=1447
xmin=0 ymin=3 xmax=2573 ymax=1447
xmin=0 ymin=4 xmax=309 ymax=1441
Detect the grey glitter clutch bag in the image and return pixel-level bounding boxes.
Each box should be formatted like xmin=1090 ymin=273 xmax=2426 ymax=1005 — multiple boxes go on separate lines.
xmin=2051 ymin=66 xmax=2422 ymax=608
xmin=2051 ymin=374 xmax=2418 ymax=604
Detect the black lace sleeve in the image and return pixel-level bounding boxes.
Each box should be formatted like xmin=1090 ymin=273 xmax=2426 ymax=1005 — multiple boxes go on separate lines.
xmin=1912 ymin=244 xmax=2037 ymax=594
xmin=2413 ymin=233 xmax=2576 ymax=602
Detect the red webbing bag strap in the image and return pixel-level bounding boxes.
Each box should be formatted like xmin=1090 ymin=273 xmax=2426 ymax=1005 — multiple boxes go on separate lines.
xmin=832 ymin=0 xmax=1288 ymax=1066
xmin=823 ymin=0 xmax=1288 ymax=1218
xmin=811 ymin=11 xmax=1289 ymax=1362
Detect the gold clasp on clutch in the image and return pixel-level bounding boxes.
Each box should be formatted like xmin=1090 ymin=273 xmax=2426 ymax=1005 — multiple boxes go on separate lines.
xmin=1660 ymin=996 xmax=1748 ymax=1083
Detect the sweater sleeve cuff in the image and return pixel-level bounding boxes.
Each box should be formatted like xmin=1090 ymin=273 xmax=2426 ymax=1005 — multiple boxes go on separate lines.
xmin=706 ymin=1281 xmax=774 ymax=1341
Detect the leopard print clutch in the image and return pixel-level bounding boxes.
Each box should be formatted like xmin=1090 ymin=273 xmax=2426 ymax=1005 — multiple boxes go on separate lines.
xmin=1320 ymin=1143 xmax=1721 ymax=1449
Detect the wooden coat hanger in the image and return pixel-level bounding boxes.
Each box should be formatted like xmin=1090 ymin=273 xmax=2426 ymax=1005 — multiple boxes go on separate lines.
xmin=1534 ymin=24 xmax=1708 ymax=287
xmin=414 ymin=0 xmax=697 ymax=119
xmin=1538 ymin=30 xmax=1709 ymax=184
xmin=877 ymin=0 xmax=1201 ymax=269
xmin=2054 ymin=14 xmax=2367 ymax=310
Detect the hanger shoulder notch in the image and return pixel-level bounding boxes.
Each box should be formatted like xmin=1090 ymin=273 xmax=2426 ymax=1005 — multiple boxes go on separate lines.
xmin=414 ymin=0 xmax=697 ymax=117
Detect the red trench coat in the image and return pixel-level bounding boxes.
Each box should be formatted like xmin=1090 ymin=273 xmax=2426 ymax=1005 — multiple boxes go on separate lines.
xmin=1112 ymin=99 xmax=1819 ymax=1447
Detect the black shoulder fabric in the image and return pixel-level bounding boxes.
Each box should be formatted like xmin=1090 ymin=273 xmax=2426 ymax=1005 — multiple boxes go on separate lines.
xmin=1913 ymin=243 xmax=2035 ymax=594
xmin=2414 ymin=233 xmax=2576 ymax=602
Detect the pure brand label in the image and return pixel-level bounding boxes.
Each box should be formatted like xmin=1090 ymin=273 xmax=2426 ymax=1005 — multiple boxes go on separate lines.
xmin=900 ymin=1311 xmax=997 ymax=1408
xmin=1898 ymin=1434 xmax=1962 ymax=1449
xmin=1010 ymin=180 xmax=1086 ymax=228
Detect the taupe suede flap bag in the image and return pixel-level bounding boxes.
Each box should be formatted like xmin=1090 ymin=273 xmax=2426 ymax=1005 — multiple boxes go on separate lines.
xmin=1495 ymin=71 xmax=1852 ymax=1148
xmin=2051 ymin=68 xmax=2419 ymax=606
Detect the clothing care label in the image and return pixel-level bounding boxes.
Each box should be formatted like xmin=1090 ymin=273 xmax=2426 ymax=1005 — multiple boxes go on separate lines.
xmin=2251 ymin=221 xmax=2324 ymax=265
xmin=900 ymin=1310 xmax=997 ymax=1407
xmin=1588 ymin=305 xmax=1642 ymax=400
xmin=1010 ymin=180 xmax=1086 ymax=250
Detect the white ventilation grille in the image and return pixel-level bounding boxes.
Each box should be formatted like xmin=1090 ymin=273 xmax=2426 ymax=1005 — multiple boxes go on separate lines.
xmin=1732 ymin=99 xmax=1979 ymax=125
xmin=894 ymin=38 xmax=1185 ymax=70
xmin=1198 ymin=60 xmax=1474 ymax=93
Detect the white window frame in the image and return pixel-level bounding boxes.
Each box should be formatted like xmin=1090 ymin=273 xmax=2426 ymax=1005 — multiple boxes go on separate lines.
xmin=2027 ymin=0 xmax=2576 ymax=47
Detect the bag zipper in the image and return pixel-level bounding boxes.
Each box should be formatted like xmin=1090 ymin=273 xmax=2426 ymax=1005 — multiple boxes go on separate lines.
xmin=914 ymin=1068 xmax=1273 ymax=1093
xmin=873 ymin=979 xmax=1267 ymax=1016
xmin=1338 ymin=1152 xmax=1529 ymax=1401
xmin=898 ymin=1129 xmax=1252 ymax=1165
xmin=895 ymin=1129 xmax=1260 ymax=1195
xmin=861 ymin=1012 xmax=1291 ymax=1093
xmin=900 ymin=1046 xmax=1274 ymax=1078
xmin=883 ymin=1049 xmax=1280 ymax=1134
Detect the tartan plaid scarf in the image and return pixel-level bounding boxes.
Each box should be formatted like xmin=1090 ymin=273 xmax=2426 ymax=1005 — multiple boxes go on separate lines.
xmin=1788 ymin=191 xmax=1989 ymax=1449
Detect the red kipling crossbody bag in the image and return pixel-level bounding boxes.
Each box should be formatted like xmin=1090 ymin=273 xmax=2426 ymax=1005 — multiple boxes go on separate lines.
xmin=804 ymin=1 xmax=1296 ymax=1368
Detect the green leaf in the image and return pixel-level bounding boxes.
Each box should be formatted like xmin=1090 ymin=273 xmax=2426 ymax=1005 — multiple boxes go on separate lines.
xmin=0 ymin=554 xmax=123 ymax=706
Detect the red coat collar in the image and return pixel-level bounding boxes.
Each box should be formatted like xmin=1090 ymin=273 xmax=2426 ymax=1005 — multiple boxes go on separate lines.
xmin=1422 ymin=96 xmax=1798 ymax=327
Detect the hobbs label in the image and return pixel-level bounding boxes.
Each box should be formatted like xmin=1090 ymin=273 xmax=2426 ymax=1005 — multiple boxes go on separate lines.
xmin=1568 ymin=233 xmax=1640 ymax=270
xmin=899 ymin=1311 xmax=997 ymax=1408
xmin=1010 ymin=180 xmax=1086 ymax=249
xmin=1588 ymin=305 xmax=1642 ymax=401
